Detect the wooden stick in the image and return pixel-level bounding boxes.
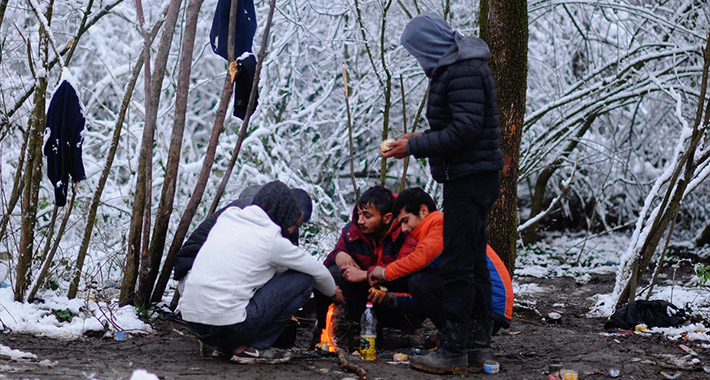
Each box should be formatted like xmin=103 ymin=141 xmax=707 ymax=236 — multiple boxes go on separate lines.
xmin=337 ymin=349 xmax=367 ymax=380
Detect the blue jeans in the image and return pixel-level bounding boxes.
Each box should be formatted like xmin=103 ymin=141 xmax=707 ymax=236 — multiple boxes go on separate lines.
xmin=187 ymin=270 xmax=312 ymax=350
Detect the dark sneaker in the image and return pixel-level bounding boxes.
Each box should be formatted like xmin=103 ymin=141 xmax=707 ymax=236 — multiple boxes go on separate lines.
xmin=230 ymin=347 xmax=292 ymax=364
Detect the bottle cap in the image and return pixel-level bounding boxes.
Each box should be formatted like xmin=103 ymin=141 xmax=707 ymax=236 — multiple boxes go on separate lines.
xmin=366 ymin=302 xmax=373 ymax=307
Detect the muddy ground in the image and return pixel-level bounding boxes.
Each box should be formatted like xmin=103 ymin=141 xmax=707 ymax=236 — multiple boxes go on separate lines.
xmin=1 ymin=259 xmax=709 ymax=380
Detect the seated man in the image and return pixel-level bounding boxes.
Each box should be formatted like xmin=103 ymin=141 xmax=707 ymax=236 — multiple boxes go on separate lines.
xmin=368 ymin=187 xmax=513 ymax=365
xmin=173 ymin=183 xmax=313 ymax=292
xmin=179 ymin=181 xmax=344 ymax=364
xmin=316 ymin=185 xmax=417 ymax=331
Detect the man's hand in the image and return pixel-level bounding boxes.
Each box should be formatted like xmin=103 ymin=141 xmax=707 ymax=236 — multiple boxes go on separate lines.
xmin=342 ymin=266 xmax=367 ymax=283
xmin=335 ymin=251 xmax=359 ymax=270
xmin=368 ymin=287 xmax=394 ymax=306
xmin=380 ymin=139 xmax=408 ymax=159
xmin=380 ymin=132 xmax=423 ymax=160
xmin=368 ymin=266 xmax=386 ymax=286
xmin=330 ymin=286 xmax=346 ymax=305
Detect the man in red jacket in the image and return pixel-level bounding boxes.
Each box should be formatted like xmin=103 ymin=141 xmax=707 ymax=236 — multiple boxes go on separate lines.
xmin=316 ymin=186 xmax=417 ymax=331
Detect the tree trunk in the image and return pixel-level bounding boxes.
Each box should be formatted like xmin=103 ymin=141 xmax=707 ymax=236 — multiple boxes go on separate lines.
xmin=119 ymin=0 xmax=183 ymax=305
xmin=28 ymin=186 xmax=77 ymax=301
xmin=697 ymin=224 xmax=710 ymax=246
xmin=615 ymin=35 xmax=710 ymax=307
xmin=0 ymin=0 xmax=9 ymax=36
xmin=150 ymin=0 xmax=245 ymax=303
xmin=16 ymin=2 xmax=52 ymax=301
xmin=522 ymin=114 xmax=595 ymax=244
xmin=480 ymin=0 xmax=528 ymax=274
xmin=68 ymin=44 xmax=148 ymax=300
xmin=150 ymin=75 xmax=234 ymax=305
xmin=0 ymin=130 xmax=29 ymax=245
xmin=208 ymin=0 xmax=279 ymax=214
xmin=136 ymin=0 xmax=205 ymax=308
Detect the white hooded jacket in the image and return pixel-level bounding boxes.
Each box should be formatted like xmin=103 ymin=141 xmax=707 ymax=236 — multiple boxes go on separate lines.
xmin=179 ymin=205 xmax=336 ymax=326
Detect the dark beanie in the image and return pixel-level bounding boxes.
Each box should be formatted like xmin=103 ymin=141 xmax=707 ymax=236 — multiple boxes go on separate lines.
xmin=252 ymin=180 xmax=301 ymax=234
xmin=290 ymin=188 xmax=312 ymax=223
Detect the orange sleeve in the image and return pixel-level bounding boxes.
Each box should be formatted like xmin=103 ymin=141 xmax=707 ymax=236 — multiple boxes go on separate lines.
xmin=384 ymin=216 xmax=443 ymax=281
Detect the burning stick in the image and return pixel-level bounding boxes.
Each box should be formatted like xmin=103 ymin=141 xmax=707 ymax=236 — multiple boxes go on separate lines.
xmin=337 ymin=348 xmax=367 ymax=380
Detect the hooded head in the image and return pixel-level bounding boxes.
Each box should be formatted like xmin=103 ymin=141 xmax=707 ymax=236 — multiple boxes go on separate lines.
xmin=252 ymin=180 xmax=302 ymax=237
xmin=290 ymin=188 xmax=312 ymax=224
xmin=400 ymin=12 xmax=456 ymax=77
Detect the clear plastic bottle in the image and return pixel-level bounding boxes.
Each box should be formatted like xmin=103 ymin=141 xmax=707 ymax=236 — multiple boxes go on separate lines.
xmin=360 ymin=302 xmax=377 ymax=361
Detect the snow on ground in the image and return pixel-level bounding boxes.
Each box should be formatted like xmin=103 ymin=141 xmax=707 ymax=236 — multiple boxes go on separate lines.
xmin=515 ymin=232 xmax=626 ymax=281
xmin=129 ymin=369 xmax=160 ymax=380
xmin=0 ymin=287 xmax=152 ymax=340
xmin=0 ymin=344 xmax=37 ymax=360
xmin=515 ymin=232 xmax=710 ymax=344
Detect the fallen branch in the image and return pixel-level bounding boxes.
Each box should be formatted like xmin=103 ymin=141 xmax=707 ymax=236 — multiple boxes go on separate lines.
xmin=518 ymin=161 xmax=577 ymax=233
xmin=337 ymin=348 xmax=367 ymax=380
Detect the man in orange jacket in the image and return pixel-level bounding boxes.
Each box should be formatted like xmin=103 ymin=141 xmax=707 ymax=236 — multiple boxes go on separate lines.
xmin=368 ymin=187 xmax=513 ymax=367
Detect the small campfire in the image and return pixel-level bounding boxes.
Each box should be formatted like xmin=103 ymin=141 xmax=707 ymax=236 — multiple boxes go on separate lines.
xmin=318 ymin=303 xmax=338 ymax=352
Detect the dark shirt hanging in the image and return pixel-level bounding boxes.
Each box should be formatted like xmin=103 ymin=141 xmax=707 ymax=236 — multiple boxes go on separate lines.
xmin=209 ymin=0 xmax=257 ymax=61
xmin=209 ymin=0 xmax=259 ymax=120
xmin=43 ymin=81 xmax=86 ymax=207
xmin=233 ymin=55 xmax=258 ymax=120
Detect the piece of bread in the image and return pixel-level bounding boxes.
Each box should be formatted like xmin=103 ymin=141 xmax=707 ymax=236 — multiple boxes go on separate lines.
xmin=380 ymin=138 xmax=395 ymax=152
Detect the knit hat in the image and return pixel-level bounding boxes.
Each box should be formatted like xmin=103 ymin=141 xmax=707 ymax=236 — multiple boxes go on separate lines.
xmin=290 ymin=188 xmax=312 ymax=223
xmin=252 ymin=180 xmax=302 ymax=235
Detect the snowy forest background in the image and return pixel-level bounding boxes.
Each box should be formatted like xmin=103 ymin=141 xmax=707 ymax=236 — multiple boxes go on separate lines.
xmin=1 ymin=0 xmax=710 ymax=317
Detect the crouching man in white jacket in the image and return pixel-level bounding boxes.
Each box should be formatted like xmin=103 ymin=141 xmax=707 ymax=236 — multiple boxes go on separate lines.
xmin=179 ymin=180 xmax=345 ymax=364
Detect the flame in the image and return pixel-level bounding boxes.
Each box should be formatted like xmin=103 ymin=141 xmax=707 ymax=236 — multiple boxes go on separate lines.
xmin=319 ymin=303 xmax=338 ymax=352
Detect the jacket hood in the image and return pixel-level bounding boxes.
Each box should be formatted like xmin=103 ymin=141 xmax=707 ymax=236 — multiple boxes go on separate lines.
xmin=401 ymin=12 xmax=490 ymax=77
xmin=252 ymin=180 xmax=301 ymax=234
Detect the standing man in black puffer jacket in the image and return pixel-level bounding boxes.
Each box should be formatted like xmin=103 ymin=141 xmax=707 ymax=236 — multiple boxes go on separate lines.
xmin=381 ymin=12 xmax=504 ymax=374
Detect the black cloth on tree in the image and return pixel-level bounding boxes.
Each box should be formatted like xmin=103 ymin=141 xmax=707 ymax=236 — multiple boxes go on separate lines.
xmin=43 ymin=81 xmax=86 ymax=207
xmin=209 ymin=0 xmax=257 ymax=61
xmin=233 ymin=55 xmax=258 ymax=120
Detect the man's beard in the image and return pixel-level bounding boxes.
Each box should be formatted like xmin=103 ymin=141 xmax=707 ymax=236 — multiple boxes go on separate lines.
xmin=363 ymin=221 xmax=388 ymax=238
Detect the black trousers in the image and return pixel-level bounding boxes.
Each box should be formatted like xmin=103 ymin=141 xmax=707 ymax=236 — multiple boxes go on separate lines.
xmin=409 ymin=270 xmax=506 ymax=336
xmin=439 ymin=172 xmax=499 ymax=329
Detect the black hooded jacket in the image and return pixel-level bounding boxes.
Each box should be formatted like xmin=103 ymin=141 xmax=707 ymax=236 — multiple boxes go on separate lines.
xmin=402 ymin=15 xmax=504 ymax=182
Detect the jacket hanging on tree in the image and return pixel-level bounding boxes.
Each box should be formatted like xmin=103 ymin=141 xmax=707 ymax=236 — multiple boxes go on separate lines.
xmin=209 ymin=0 xmax=259 ymax=120
xmin=43 ymin=80 xmax=86 ymax=207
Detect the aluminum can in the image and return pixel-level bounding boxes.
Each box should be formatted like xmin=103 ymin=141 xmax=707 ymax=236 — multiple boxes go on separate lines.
xmin=483 ymin=360 xmax=500 ymax=374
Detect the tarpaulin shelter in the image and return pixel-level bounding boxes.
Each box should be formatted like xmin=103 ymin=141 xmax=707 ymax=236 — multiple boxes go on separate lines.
xmin=43 ymin=80 xmax=86 ymax=207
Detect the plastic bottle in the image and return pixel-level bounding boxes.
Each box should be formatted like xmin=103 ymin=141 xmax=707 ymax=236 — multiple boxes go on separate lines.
xmin=360 ymin=302 xmax=377 ymax=361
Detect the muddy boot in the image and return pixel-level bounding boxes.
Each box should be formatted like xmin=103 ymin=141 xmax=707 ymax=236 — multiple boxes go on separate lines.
xmin=410 ymin=321 xmax=468 ymax=374
xmin=468 ymin=319 xmax=495 ymax=368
